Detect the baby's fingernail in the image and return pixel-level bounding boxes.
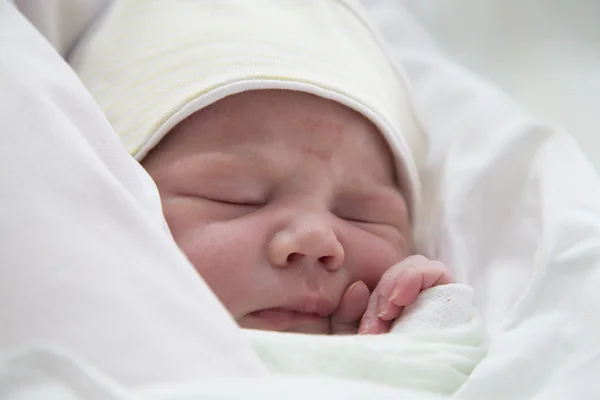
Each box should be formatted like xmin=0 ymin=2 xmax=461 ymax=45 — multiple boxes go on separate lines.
xmin=359 ymin=317 xmax=372 ymax=334
xmin=378 ymin=311 xmax=392 ymax=320
xmin=389 ymin=286 xmax=404 ymax=303
xmin=346 ymin=281 xmax=362 ymax=295
xmin=376 ymin=295 xmax=388 ymax=317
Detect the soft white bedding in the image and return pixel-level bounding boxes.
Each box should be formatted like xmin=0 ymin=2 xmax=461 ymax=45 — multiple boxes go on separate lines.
xmin=404 ymin=0 xmax=600 ymax=173
xmin=2 ymin=0 xmax=600 ymax=398
xmin=365 ymin=2 xmax=600 ymax=398
xmin=0 ymin=345 xmax=448 ymax=400
xmin=245 ymin=284 xmax=486 ymax=394
xmin=0 ymin=1 xmax=265 ymax=386
xmin=1 ymin=285 xmax=485 ymax=400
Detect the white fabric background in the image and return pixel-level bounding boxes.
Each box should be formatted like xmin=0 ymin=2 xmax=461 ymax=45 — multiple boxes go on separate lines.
xmin=364 ymin=1 xmax=600 ymax=398
xmin=3 ymin=0 xmax=600 ymax=398
xmin=0 ymin=1 xmax=266 ymax=387
xmin=404 ymin=0 xmax=600 ymax=172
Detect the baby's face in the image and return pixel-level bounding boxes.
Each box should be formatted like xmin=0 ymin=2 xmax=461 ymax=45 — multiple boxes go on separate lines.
xmin=143 ymin=90 xmax=412 ymax=334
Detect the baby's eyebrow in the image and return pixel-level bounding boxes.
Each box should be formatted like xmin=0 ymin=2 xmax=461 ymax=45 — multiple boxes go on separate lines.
xmin=169 ymin=152 xmax=268 ymax=183
xmin=361 ymin=186 xmax=405 ymax=206
xmin=188 ymin=150 xmax=264 ymax=169
xmin=340 ymin=182 xmax=407 ymax=212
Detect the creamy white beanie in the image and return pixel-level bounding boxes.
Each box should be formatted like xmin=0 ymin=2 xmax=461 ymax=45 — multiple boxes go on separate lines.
xmin=70 ymin=0 xmax=425 ymax=217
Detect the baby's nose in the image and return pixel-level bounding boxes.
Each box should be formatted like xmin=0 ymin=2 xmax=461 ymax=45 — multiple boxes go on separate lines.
xmin=268 ymin=216 xmax=344 ymax=271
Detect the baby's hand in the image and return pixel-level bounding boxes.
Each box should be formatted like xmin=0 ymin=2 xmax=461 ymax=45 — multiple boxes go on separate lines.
xmin=329 ymin=280 xmax=370 ymax=334
xmin=358 ymin=255 xmax=455 ymax=334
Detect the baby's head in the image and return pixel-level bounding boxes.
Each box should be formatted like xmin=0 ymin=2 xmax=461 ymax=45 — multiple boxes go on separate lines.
xmin=71 ymin=0 xmax=424 ymax=333
xmin=142 ymin=89 xmax=412 ymax=332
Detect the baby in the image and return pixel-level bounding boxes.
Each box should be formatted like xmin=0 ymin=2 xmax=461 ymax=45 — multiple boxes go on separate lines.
xmin=70 ymin=0 xmax=455 ymax=335
xmin=142 ymin=89 xmax=455 ymax=335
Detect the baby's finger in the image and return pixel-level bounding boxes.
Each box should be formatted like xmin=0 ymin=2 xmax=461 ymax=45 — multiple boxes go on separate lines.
xmin=377 ymin=303 xmax=404 ymax=321
xmin=330 ymin=281 xmax=369 ymax=335
xmin=358 ymin=291 xmax=391 ymax=334
xmin=375 ymin=273 xmax=405 ymax=321
xmin=418 ymin=260 xmax=455 ymax=287
xmin=389 ymin=261 xmax=455 ymax=306
xmin=374 ymin=256 xmax=427 ymax=320
xmin=387 ymin=266 xmax=422 ymax=307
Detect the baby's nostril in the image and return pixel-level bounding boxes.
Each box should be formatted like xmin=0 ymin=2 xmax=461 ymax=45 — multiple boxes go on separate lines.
xmin=318 ymin=255 xmax=333 ymax=266
xmin=287 ymin=253 xmax=303 ymax=264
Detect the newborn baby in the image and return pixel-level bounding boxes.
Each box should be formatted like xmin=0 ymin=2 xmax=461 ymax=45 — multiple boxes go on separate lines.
xmin=142 ymin=90 xmax=454 ymax=335
xmin=70 ymin=0 xmax=455 ymax=335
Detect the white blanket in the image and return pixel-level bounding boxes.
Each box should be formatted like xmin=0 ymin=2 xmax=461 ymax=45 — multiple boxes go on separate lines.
xmin=0 ymin=346 xmax=448 ymax=400
xmin=4 ymin=1 xmax=600 ymax=399
xmin=245 ymin=284 xmax=486 ymax=395
xmin=0 ymin=285 xmax=485 ymax=399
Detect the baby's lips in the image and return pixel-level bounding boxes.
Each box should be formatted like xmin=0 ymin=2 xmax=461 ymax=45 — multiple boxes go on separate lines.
xmin=280 ymin=293 xmax=336 ymax=317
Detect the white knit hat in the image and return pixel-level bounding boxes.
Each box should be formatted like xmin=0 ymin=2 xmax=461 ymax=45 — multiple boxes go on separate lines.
xmin=70 ymin=0 xmax=425 ymax=217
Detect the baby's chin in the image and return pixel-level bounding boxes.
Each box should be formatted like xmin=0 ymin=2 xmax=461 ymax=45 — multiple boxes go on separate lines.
xmin=238 ymin=308 xmax=331 ymax=334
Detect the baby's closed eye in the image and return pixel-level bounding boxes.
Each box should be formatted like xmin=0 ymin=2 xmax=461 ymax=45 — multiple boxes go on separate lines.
xmin=198 ymin=194 xmax=265 ymax=207
xmin=333 ymin=189 xmax=408 ymax=229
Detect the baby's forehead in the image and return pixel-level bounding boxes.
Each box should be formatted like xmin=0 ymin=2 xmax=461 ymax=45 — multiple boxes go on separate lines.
xmin=145 ymin=91 xmax=399 ymax=193
xmin=169 ymin=90 xmax=394 ymax=168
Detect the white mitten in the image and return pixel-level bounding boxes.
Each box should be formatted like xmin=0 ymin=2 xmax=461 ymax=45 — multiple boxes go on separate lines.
xmin=391 ymin=284 xmax=476 ymax=334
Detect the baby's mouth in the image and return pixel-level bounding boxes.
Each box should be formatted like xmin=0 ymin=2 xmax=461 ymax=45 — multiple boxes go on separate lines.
xmin=239 ymin=293 xmax=337 ymax=333
xmin=242 ymin=308 xmax=328 ymax=333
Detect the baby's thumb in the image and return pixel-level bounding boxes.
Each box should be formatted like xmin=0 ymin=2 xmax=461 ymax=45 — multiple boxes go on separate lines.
xmin=329 ymin=281 xmax=369 ymax=334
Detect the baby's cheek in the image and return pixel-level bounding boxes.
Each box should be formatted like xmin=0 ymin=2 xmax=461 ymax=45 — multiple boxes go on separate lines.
xmin=160 ymin=199 xmax=203 ymax=241
xmin=344 ymin=230 xmax=406 ymax=290
xmin=164 ymin=213 xmax=264 ymax=316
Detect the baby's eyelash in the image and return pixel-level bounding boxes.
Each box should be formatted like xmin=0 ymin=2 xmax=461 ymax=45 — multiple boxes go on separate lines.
xmin=342 ymin=216 xmax=374 ymax=224
xmin=206 ymin=197 xmax=264 ymax=207
xmin=337 ymin=213 xmax=379 ymax=225
xmin=337 ymin=213 xmax=398 ymax=229
xmin=180 ymin=193 xmax=264 ymax=207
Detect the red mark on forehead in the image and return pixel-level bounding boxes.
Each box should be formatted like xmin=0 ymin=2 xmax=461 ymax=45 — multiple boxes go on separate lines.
xmin=301 ymin=144 xmax=332 ymax=161
xmin=301 ymin=116 xmax=346 ymax=161
xmin=307 ymin=116 xmax=345 ymax=136
xmin=308 ymin=118 xmax=322 ymax=133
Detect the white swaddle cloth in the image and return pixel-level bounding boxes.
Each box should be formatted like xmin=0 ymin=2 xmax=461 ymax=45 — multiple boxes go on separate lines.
xmin=0 ymin=285 xmax=486 ymax=399
xmin=245 ymin=284 xmax=486 ymax=395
